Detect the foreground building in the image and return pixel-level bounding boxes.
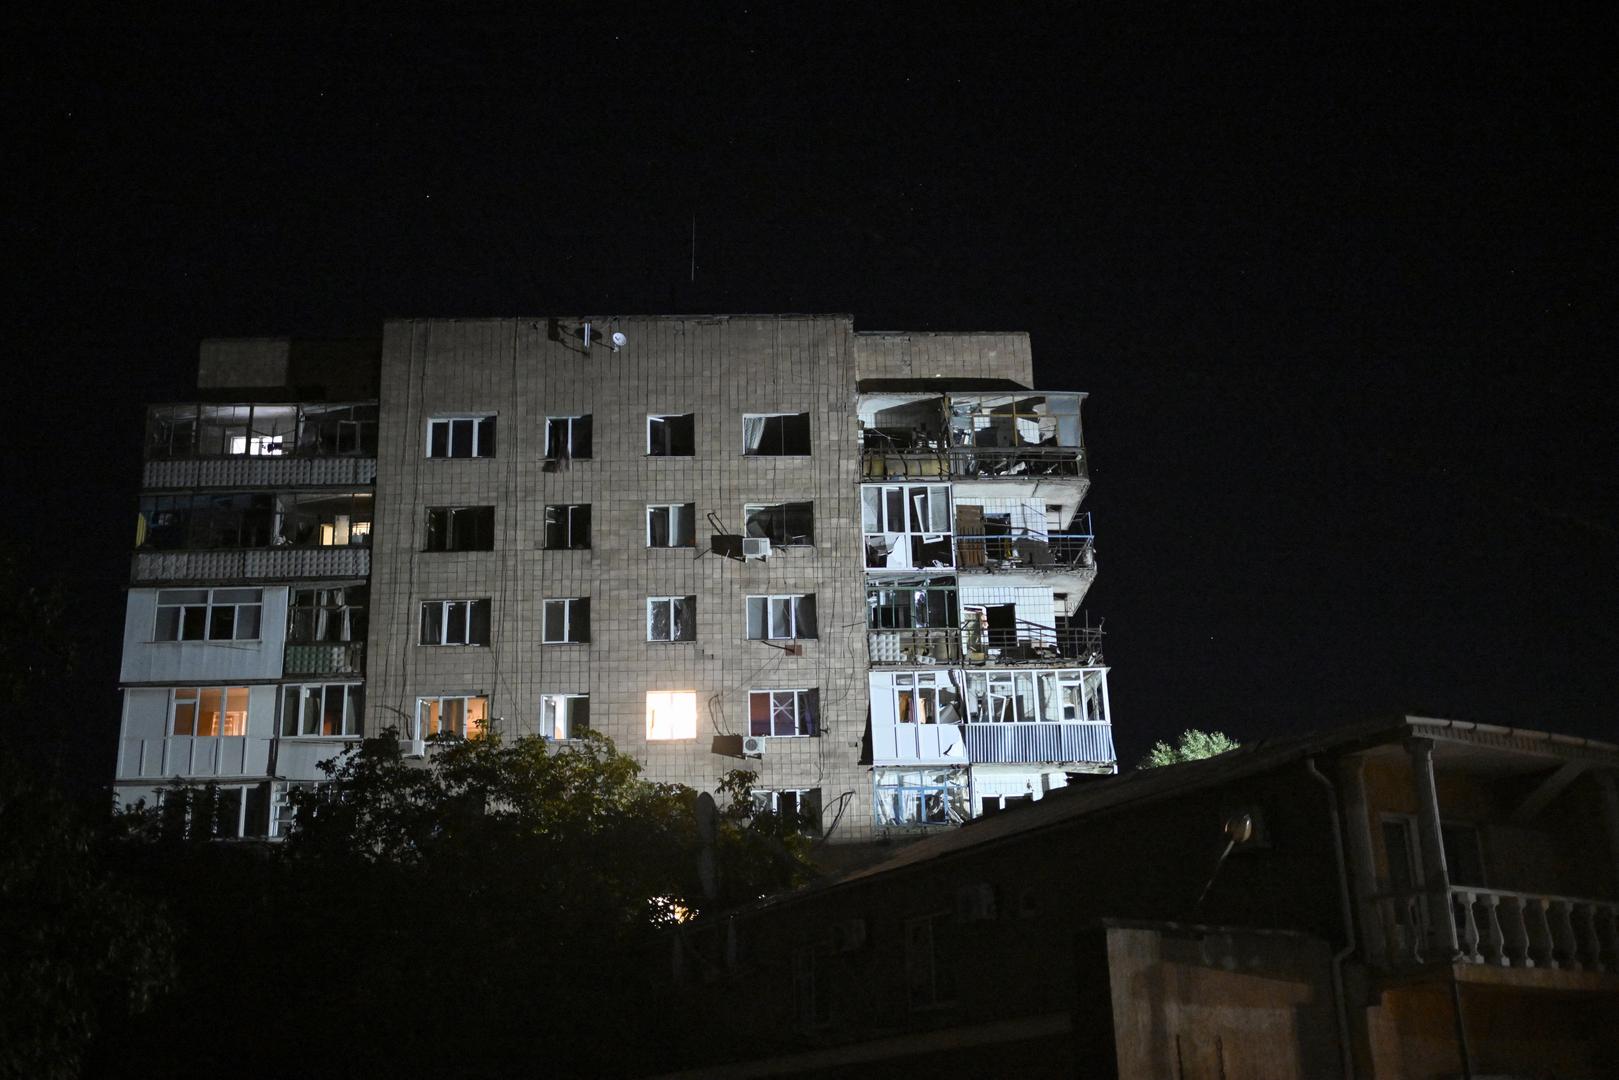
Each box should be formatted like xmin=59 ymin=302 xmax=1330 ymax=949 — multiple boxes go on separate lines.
xmin=654 ymin=716 xmax=1619 ymax=1079
xmin=113 ymin=316 xmax=1112 ymax=840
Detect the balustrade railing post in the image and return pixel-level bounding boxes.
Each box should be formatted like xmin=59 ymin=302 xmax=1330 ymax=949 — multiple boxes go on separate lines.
xmin=1549 ymin=899 xmax=1581 ymax=970
xmin=1477 ymin=893 xmax=1506 ymax=966
xmin=1525 ymin=898 xmax=1558 ymax=968
xmin=1572 ymin=903 xmax=1604 ymax=971
xmin=1594 ymin=904 xmax=1619 ymax=972
xmin=1454 ymin=890 xmax=1482 ymax=963
xmin=1499 ymin=895 xmax=1533 ymax=968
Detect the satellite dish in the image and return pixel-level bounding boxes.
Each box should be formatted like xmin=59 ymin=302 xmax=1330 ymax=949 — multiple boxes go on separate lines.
xmin=610 ymin=331 xmax=627 ymax=350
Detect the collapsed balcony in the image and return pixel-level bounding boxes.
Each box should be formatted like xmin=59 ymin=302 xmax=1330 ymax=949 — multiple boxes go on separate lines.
xmin=867 ymin=621 xmax=1104 ymax=666
xmin=956 ymin=513 xmax=1096 ymax=573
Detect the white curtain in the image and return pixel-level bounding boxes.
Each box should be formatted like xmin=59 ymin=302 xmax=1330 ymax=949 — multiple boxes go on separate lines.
xmin=743 ymin=415 xmax=767 ymax=452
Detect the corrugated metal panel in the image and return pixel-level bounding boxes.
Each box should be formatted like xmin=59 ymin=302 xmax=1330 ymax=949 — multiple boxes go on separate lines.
xmin=963 ymin=722 xmax=1115 ymax=765
xmin=141 ymin=457 xmax=377 ymax=489
xmin=283 ymin=643 xmax=365 ymax=676
xmin=119 ymin=736 xmax=274 ymax=780
xmin=131 ymin=547 xmax=370 ymax=583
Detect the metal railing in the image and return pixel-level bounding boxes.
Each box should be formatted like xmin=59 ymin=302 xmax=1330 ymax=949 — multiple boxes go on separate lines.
xmin=867 ymin=621 xmax=1104 ymax=667
xmin=860 ymin=444 xmax=1086 ymax=481
xmin=955 ymin=523 xmax=1095 ymax=573
xmin=1374 ymin=887 xmax=1619 ymax=971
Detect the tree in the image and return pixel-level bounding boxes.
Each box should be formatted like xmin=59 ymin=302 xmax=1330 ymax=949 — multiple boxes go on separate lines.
xmin=1138 ymin=729 xmax=1241 ymax=769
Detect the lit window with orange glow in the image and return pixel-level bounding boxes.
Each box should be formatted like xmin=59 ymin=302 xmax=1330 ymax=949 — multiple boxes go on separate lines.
xmin=646 ymin=691 xmax=697 ymax=740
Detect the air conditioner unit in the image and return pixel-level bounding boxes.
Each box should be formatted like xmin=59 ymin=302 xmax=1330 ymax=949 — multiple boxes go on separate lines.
xmin=742 ymin=735 xmax=768 ymax=756
xmin=742 ymin=537 xmax=771 ymax=560
xmin=955 ymin=882 xmax=998 ymax=923
xmin=829 ymin=918 xmax=867 ymax=953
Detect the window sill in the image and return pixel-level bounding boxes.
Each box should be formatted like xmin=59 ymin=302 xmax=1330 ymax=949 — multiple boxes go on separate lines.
xmin=416 ymin=643 xmax=491 ymax=648
xmin=541 ymin=641 xmax=589 ymax=646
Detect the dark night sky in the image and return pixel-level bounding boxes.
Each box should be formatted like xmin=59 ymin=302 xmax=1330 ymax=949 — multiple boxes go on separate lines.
xmin=6 ymin=7 xmax=1615 ymax=791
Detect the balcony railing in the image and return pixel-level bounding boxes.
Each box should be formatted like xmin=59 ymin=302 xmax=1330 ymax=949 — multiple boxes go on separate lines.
xmin=283 ymin=642 xmax=365 ymax=676
xmin=118 ymin=735 xmax=274 ymax=781
xmin=867 ymin=622 xmax=1104 ymax=667
xmin=132 ymin=546 xmax=370 ymax=584
xmin=142 ymin=456 xmax=377 ymax=491
xmin=860 ymin=445 xmax=1086 ymax=481
xmin=956 ymin=526 xmax=1096 ymax=574
xmin=1374 ymin=887 xmax=1619 ymax=972
xmin=963 ymin=721 xmax=1114 ymax=765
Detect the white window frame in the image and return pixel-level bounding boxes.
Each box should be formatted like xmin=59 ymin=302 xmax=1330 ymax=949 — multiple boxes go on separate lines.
xmin=745 ymin=594 xmax=816 ymax=641
xmin=545 ymin=415 xmax=591 ymax=460
xmin=418 ymin=599 xmax=491 ymax=646
xmin=154 ymin=587 xmax=263 ymax=642
xmin=741 ymin=412 xmax=812 ymax=456
xmin=647 ymin=596 xmax=696 ymax=642
xmin=540 ymin=693 xmax=589 ymax=740
xmin=646 ymin=413 xmax=695 ymax=456
xmin=543 ymin=504 xmax=591 ymax=549
xmin=646 ymin=503 xmax=696 ymax=548
xmin=645 ymin=690 xmax=698 ymax=741
xmin=542 ymin=598 xmax=588 ymax=644
xmin=280 ymin=682 xmax=364 ymax=738
xmin=751 ymin=787 xmax=822 ymax=834
xmin=748 ymin=689 xmax=818 ymax=737
xmin=426 ymin=415 xmax=496 ymax=459
xmin=170 ymin=686 xmax=250 ymax=737
xmin=414 ymin=694 xmax=489 ymax=739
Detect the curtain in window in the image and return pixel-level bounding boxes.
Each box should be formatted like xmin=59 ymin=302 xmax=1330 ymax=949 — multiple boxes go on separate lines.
xmin=794 ymin=594 xmax=817 ymax=639
xmin=743 ymin=415 xmax=767 ymax=452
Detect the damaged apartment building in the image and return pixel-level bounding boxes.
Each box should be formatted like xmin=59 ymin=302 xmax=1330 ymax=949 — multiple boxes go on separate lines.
xmin=114 ymin=316 xmax=1113 ymax=841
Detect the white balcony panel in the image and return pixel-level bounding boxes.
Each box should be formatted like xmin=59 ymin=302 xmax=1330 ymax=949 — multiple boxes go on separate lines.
xmin=132 ymin=547 xmax=369 ymax=584
xmin=963 ymin=722 xmax=1115 ymax=765
xmin=142 ymin=456 xmax=377 ymax=490
xmin=276 ymin=738 xmax=357 ymax=782
xmin=119 ymin=736 xmax=274 ymax=780
xmin=120 ymin=587 xmax=289 ymax=683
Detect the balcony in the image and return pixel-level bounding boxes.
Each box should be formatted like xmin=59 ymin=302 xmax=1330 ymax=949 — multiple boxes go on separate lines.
xmin=143 ymin=455 xmax=376 ymax=491
xmin=283 ymin=642 xmax=365 ymax=676
xmin=132 ymin=546 xmax=370 ymax=584
xmin=956 ymin=524 xmax=1096 ymax=574
xmin=859 ymin=445 xmax=1086 ymax=481
xmin=866 ymin=622 xmax=1104 ymax=667
xmin=963 ymin=721 xmax=1115 ymax=765
xmin=1374 ymin=887 xmax=1619 ymax=973
xmin=118 ymin=735 xmax=274 ymax=781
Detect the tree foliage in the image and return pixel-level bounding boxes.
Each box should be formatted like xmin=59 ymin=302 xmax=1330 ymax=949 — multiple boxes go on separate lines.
xmin=1138 ymin=728 xmax=1242 ymax=769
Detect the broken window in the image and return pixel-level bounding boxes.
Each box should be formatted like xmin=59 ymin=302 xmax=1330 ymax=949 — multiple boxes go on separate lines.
xmin=647 ymin=413 xmax=695 ymax=456
xmin=860 ymin=484 xmax=951 ymax=568
xmin=416 ymin=694 xmax=488 ymax=739
xmin=646 ymin=503 xmax=695 ymax=547
xmin=741 ymin=412 xmax=811 ymax=456
xmin=425 ymin=506 xmax=494 ymax=552
xmin=865 ymin=577 xmax=958 ymax=629
xmin=745 ymin=594 xmax=816 ymax=640
xmin=297 ymin=404 xmax=377 ymax=455
xmin=542 ymin=598 xmax=589 ymax=644
xmin=136 ymin=492 xmax=371 ymax=550
xmin=750 ymin=787 xmax=823 ymax=835
xmin=892 ymin=671 xmax=962 ymax=725
xmin=280 ymin=683 xmax=364 ymax=737
xmin=287 ymin=586 xmax=367 ymax=644
xmin=645 ymin=690 xmax=697 ymax=740
xmin=418 ymin=599 xmax=492 ymax=646
xmin=647 ymin=596 xmax=696 ymax=642
xmin=171 ymin=687 xmax=250 ymax=737
xmin=427 ymin=415 xmax=497 ymax=458
xmin=543 ymin=504 xmax=591 ymax=550
xmin=278 ymin=493 xmax=374 ymax=547
xmin=545 ymin=415 xmax=592 ymax=460
xmin=963 ymin=669 xmax=1108 ymax=724
xmin=540 ymin=693 xmax=589 ymax=740
xmin=154 ymin=588 xmax=262 ymax=642
xmin=748 ymin=689 xmax=818 ymax=737
xmin=743 ymin=502 xmax=814 ymax=546
xmin=145 ymin=402 xmax=377 ymax=459
xmin=874 ymin=769 xmax=965 ymax=829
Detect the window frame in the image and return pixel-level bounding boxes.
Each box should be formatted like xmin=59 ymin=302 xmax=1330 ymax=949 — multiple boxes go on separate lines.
xmin=287 ymin=586 xmax=367 ymax=644
xmin=541 ymin=597 xmax=590 ymax=644
xmin=418 ymin=598 xmax=492 ymax=647
xmin=542 ymin=504 xmax=592 ymax=550
xmin=153 ymin=587 xmax=263 ymax=642
xmin=545 ymin=415 xmax=593 ymax=460
xmin=424 ymin=505 xmax=495 ymax=552
xmin=748 ymin=689 xmax=819 ymax=737
xmin=646 ymin=503 xmax=696 ymax=548
xmin=169 ymin=686 xmax=251 ymax=737
xmin=752 ymin=787 xmax=823 ymax=835
xmin=414 ymin=694 xmax=489 ymax=739
xmin=741 ymin=412 xmax=812 ymax=456
xmin=426 ymin=415 xmax=497 ymax=459
xmin=646 ymin=596 xmax=697 ymax=642
xmin=646 ymin=413 xmax=695 ymax=457
xmin=280 ymin=682 xmax=365 ymax=738
xmin=540 ymin=693 xmax=590 ymax=740
xmin=745 ymin=594 xmax=817 ymax=641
